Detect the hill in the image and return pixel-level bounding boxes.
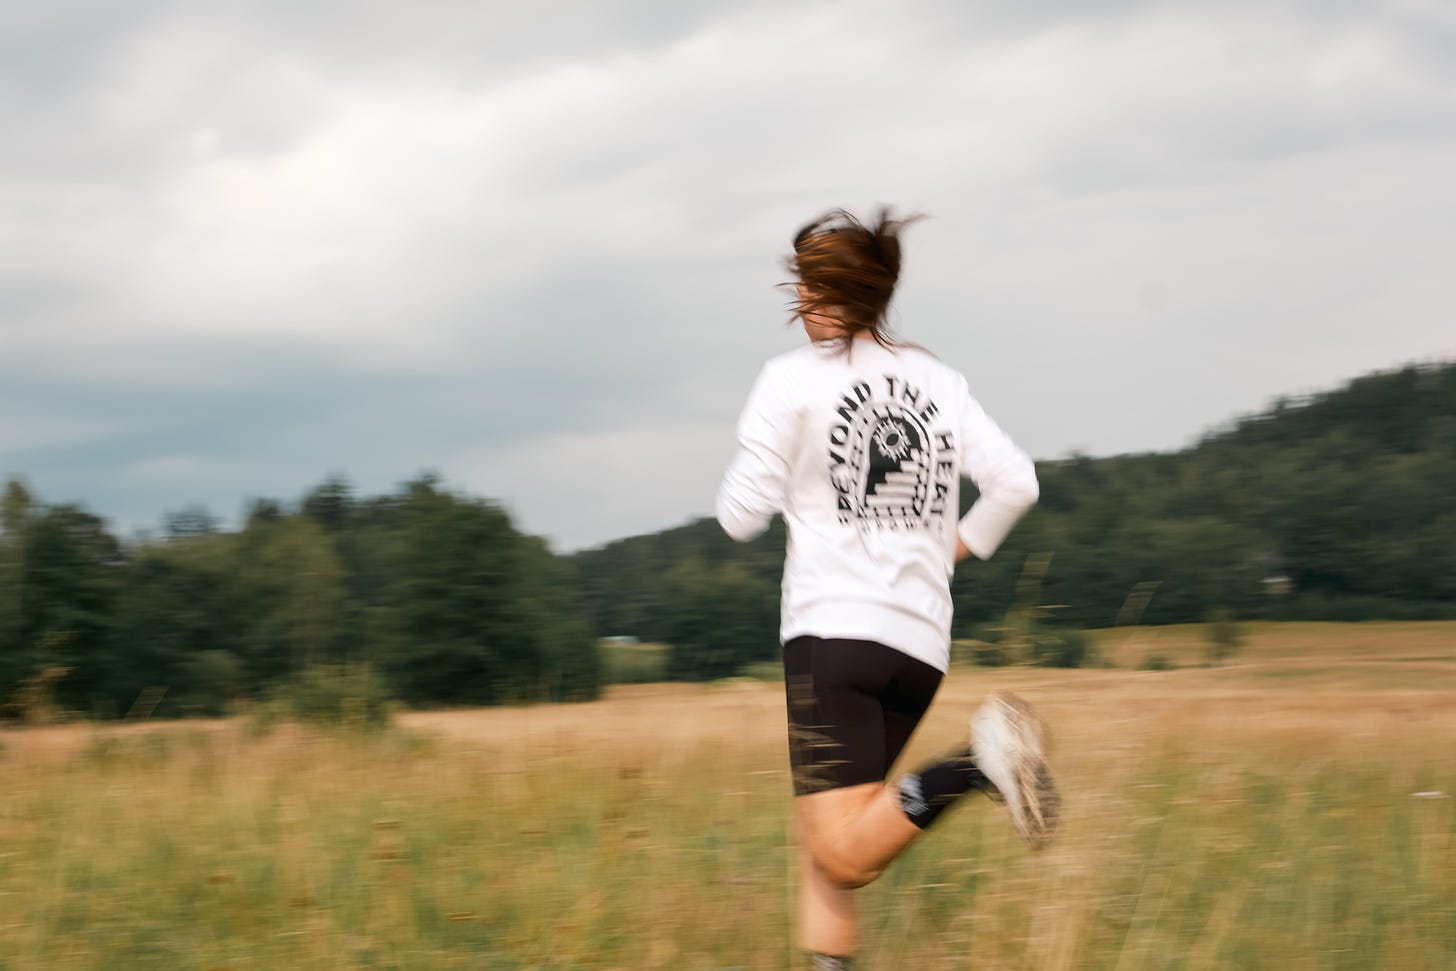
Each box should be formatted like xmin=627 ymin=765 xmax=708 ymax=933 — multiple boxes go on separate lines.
xmin=571 ymin=361 xmax=1456 ymax=654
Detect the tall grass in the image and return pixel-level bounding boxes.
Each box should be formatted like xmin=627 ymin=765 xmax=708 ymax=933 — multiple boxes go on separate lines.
xmin=2 ymin=623 xmax=1454 ymax=969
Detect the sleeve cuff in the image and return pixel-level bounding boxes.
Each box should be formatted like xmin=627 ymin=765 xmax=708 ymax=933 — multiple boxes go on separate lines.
xmin=957 ymin=493 xmax=1036 ymax=560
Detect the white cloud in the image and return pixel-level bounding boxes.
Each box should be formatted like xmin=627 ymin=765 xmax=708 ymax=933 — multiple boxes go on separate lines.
xmin=452 ymin=416 xmax=739 ymax=552
xmin=0 ymin=415 xmax=128 ymax=453
xmin=2 ymin=0 xmax=1453 ymax=548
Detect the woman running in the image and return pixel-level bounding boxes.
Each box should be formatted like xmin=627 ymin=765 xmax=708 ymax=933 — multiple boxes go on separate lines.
xmin=716 ymin=208 xmax=1059 ymax=968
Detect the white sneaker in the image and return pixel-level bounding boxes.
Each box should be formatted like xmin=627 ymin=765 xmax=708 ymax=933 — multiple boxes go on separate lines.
xmin=970 ymin=691 xmax=1060 ymax=848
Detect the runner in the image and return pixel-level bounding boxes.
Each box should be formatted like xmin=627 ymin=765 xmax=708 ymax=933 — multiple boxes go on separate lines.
xmin=716 ymin=208 xmax=1060 ymax=968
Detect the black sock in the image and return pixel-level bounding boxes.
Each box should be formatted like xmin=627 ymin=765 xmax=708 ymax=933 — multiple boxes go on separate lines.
xmin=812 ymin=953 xmax=852 ymax=970
xmin=897 ymin=747 xmax=990 ymax=829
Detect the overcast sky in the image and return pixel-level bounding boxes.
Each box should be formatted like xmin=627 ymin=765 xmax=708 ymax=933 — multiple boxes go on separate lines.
xmin=2 ymin=0 xmax=1453 ymax=551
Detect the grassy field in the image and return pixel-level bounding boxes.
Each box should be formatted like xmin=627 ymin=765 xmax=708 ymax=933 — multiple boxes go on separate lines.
xmin=3 ymin=622 xmax=1454 ymax=969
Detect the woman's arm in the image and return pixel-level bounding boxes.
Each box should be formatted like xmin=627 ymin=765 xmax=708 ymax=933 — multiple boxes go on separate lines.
xmin=716 ymin=363 xmax=795 ymax=542
xmin=954 ymin=380 xmax=1039 ymax=560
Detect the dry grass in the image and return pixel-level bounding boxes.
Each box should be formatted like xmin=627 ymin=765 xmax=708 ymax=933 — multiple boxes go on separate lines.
xmin=2 ymin=622 xmax=1454 ymax=969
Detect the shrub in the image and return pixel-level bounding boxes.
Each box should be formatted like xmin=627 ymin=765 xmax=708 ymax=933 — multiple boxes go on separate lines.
xmin=176 ymin=650 xmax=243 ymax=717
xmin=262 ymin=663 xmax=392 ymax=731
xmin=601 ymin=642 xmax=669 ymax=684
xmin=968 ymin=623 xmax=1007 ymax=645
xmin=958 ymin=626 xmax=1095 ymax=669
xmin=1139 ymin=653 xmax=1176 ymax=671
xmin=7 ymin=664 xmax=72 ymax=726
xmin=1029 ymin=628 xmax=1093 ymax=669
xmin=970 ymin=641 xmax=1017 ymax=667
xmin=1205 ymin=608 xmax=1244 ymax=665
xmin=737 ymin=660 xmax=784 ymax=682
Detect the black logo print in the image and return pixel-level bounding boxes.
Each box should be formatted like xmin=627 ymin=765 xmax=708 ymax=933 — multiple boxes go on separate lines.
xmin=828 ymin=375 xmax=956 ymax=529
xmin=862 ymin=411 xmax=931 ymax=521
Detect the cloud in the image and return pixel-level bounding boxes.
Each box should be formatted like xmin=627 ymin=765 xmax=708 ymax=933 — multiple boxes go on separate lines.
xmin=2 ymin=0 xmax=1453 ymax=549
xmin=451 ymin=415 xmax=740 ymax=551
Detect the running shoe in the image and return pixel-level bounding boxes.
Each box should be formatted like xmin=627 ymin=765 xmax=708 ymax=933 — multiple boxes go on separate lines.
xmin=970 ymin=691 xmax=1060 ymax=848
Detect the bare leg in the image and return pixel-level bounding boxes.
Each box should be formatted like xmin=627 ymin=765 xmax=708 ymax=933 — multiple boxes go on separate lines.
xmin=794 ymin=781 xmax=926 ymax=958
xmin=797 ymin=781 xmax=924 ymax=892
xmin=796 ymin=809 xmax=857 ymax=956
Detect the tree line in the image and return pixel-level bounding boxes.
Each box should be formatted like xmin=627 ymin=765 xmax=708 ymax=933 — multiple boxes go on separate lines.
xmin=0 ymin=474 xmax=598 ymax=719
xmin=3 ymin=360 xmax=1452 ymax=712
xmin=572 ymin=361 xmax=1456 ymax=677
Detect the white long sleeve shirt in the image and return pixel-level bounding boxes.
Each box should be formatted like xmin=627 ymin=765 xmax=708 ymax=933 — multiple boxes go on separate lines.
xmin=716 ymin=340 xmax=1039 ymax=672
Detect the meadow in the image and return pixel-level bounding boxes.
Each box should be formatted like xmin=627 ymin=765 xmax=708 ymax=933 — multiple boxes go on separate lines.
xmin=2 ymin=622 xmax=1454 ymax=969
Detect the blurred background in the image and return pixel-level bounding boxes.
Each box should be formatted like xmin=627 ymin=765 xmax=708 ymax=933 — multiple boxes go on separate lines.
xmin=2 ymin=0 xmax=1453 ymax=713
xmin=3 ymin=348 xmax=1453 ymax=716
xmin=1 ymin=3 xmax=1454 ymax=967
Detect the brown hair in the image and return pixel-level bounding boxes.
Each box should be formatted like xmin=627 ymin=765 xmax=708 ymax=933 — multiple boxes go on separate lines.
xmin=786 ymin=207 xmax=924 ymax=348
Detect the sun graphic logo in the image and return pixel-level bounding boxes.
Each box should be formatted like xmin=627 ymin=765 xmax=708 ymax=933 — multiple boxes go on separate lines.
xmin=873 ymin=419 xmax=913 ymax=462
xmin=830 ymin=403 xmax=933 ymax=527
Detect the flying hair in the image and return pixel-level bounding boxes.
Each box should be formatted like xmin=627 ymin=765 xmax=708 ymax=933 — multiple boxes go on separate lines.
xmin=785 ymin=207 xmax=926 ymax=350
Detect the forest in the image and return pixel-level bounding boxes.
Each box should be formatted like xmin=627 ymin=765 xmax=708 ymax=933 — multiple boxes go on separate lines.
xmin=2 ymin=361 xmax=1452 ymax=715
xmin=0 ymin=474 xmax=599 ymax=719
xmin=575 ymin=361 xmax=1456 ymax=675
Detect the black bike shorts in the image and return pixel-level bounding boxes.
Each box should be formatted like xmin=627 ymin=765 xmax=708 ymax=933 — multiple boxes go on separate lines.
xmin=783 ymin=635 xmax=943 ymax=796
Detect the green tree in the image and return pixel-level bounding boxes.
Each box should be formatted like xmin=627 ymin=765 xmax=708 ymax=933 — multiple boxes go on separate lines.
xmin=231 ymin=514 xmax=348 ymax=681
xmin=0 ymin=478 xmax=33 ymax=697
xmin=13 ymin=502 xmax=122 ymax=713
xmin=379 ymin=476 xmax=600 ymax=704
xmin=302 ymin=476 xmax=354 ymax=534
xmin=108 ymin=537 xmax=235 ymax=715
xmin=663 ymin=559 xmax=779 ymax=681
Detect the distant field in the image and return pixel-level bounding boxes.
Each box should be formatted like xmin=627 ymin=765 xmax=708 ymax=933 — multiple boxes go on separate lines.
xmin=599 ymin=639 xmax=670 ymax=684
xmin=4 ymin=622 xmax=1455 ymax=969
xmin=1088 ymin=620 xmax=1456 ymax=687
